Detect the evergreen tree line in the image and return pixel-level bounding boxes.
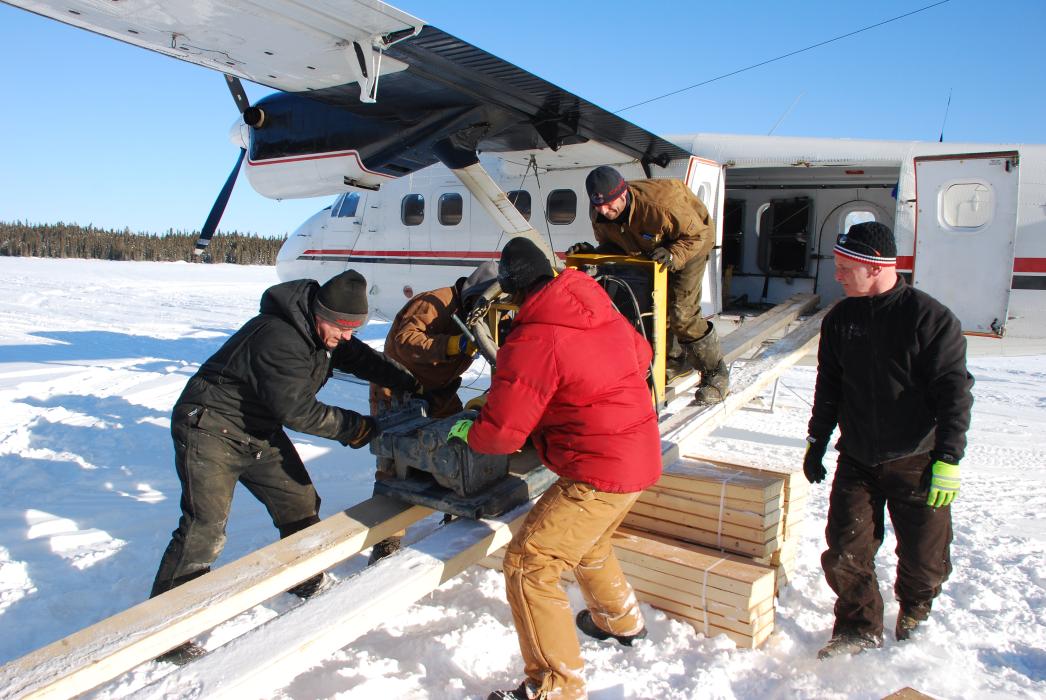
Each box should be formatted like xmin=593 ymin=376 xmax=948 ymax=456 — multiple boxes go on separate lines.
xmin=0 ymin=221 xmax=286 ymax=265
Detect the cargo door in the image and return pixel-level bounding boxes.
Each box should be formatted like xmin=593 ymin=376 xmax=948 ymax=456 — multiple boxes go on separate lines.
xmin=913 ymin=151 xmax=1019 ymax=335
xmin=683 ymin=157 xmax=725 ymax=315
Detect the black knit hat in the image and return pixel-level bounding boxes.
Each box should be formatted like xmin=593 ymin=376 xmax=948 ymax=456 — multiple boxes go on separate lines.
xmin=835 ymin=221 xmax=897 ymax=267
xmin=498 ymin=238 xmax=554 ymax=294
xmin=585 ymin=166 xmax=628 ymax=205
xmin=313 ymin=269 xmax=369 ymax=329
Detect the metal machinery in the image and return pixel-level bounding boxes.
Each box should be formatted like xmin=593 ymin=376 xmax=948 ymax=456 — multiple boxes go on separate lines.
xmin=371 ymin=253 xmax=669 ymax=517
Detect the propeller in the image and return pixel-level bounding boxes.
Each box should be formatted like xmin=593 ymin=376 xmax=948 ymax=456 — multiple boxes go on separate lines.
xmin=194 ymin=75 xmax=265 ymax=256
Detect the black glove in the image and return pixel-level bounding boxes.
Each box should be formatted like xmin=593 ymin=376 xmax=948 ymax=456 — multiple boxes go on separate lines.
xmin=567 ymin=241 xmax=596 ymax=255
xmin=650 ymin=246 xmax=674 ymax=271
xmin=803 ymin=436 xmax=828 ymax=483
xmin=346 ymin=415 xmax=378 ymax=449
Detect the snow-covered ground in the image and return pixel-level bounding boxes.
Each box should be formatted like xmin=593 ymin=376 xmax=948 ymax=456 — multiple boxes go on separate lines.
xmin=0 ymin=257 xmax=1043 ymax=699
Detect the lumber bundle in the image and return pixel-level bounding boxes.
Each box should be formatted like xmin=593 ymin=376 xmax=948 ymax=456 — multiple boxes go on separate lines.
xmin=481 ymin=427 xmax=818 ymax=649
xmin=686 ymin=455 xmax=809 ymax=591
xmin=480 ymin=525 xmax=775 ymax=649
xmin=623 ymin=459 xmax=785 ymax=558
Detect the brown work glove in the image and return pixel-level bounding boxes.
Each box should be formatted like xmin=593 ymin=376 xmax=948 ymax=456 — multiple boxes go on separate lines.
xmin=346 ymin=415 xmax=378 ymax=449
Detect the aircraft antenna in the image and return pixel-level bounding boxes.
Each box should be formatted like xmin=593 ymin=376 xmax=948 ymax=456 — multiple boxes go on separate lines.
xmin=614 ymin=0 xmax=952 ymax=114
xmin=767 ymin=92 xmax=805 ymax=135
xmin=938 ymin=88 xmax=953 ymax=142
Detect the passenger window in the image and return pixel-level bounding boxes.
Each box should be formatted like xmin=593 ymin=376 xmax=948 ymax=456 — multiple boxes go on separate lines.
xmin=401 ymin=194 xmax=424 ymax=226
xmin=508 ymin=190 xmax=532 ymax=221
xmin=438 ymin=193 xmax=463 ymax=226
xmin=941 ymin=182 xmax=992 ymax=228
xmin=335 ymin=192 xmax=360 ymax=218
xmin=842 ymin=210 xmax=876 ymax=233
xmin=546 ymin=189 xmax=577 ymax=225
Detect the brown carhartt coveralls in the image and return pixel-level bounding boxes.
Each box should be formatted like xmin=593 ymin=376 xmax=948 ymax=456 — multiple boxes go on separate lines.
xmin=590 ymin=178 xmax=715 ymax=344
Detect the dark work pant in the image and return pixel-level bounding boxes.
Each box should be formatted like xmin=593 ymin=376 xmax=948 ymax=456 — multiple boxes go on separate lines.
xmin=150 ymin=410 xmax=321 ymax=597
xmin=669 ymin=253 xmax=710 ymax=345
xmin=822 ymin=451 xmax=952 ymax=639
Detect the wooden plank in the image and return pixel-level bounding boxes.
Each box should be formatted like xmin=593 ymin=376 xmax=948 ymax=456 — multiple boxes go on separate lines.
xmin=659 ymin=304 xmax=832 ymax=453
xmin=618 ymin=562 xmax=775 ymax=622
xmin=638 ymin=487 xmax=781 ymax=530
xmin=632 ymin=586 xmax=774 ymax=635
xmin=881 ymin=689 xmax=937 ymax=700
xmin=481 ymin=538 xmax=769 ymax=612
xmin=622 ymin=512 xmax=779 ymax=558
xmin=129 ymin=506 xmax=529 ymax=699
xmin=0 ymin=497 xmax=432 ymax=700
xmin=657 ymin=460 xmax=784 ymax=504
xmin=647 ymin=482 xmax=783 ymax=516
xmin=628 ymin=501 xmax=783 ymax=543
xmin=614 ymin=528 xmax=775 ymax=602
xmin=656 ymin=604 xmax=776 ymax=649
xmin=666 ymin=293 xmax=819 ymax=401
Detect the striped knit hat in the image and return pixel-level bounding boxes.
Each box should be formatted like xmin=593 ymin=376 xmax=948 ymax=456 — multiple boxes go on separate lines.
xmin=834 ymin=221 xmax=896 ymax=267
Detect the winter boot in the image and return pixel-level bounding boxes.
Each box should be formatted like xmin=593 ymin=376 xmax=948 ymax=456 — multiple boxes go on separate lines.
xmin=895 ymin=602 xmax=931 ymax=641
xmin=487 ymin=681 xmax=539 ymax=699
xmin=665 ymin=354 xmax=694 ymax=383
xmin=682 ymin=323 xmax=730 ymax=405
xmin=287 ymin=572 xmax=330 ymax=600
xmin=367 ymin=535 xmax=402 ymax=565
xmin=816 ymin=632 xmax=882 ymax=660
xmin=575 ymin=610 xmax=647 ymax=647
xmin=155 ymin=641 xmax=206 ymax=666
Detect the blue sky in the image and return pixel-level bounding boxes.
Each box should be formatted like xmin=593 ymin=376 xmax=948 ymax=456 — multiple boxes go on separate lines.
xmin=0 ymin=0 xmax=1043 ymax=239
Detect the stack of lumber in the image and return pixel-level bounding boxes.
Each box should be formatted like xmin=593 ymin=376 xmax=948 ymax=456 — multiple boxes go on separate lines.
xmin=683 ymin=455 xmax=809 ymax=591
xmin=479 ymin=526 xmax=775 ymax=649
xmin=623 ymin=458 xmax=786 ymax=559
xmin=480 ymin=455 xmax=810 ymax=648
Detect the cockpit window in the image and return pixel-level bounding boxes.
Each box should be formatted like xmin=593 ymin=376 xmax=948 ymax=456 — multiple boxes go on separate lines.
xmin=333 ymin=192 xmax=360 ymax=218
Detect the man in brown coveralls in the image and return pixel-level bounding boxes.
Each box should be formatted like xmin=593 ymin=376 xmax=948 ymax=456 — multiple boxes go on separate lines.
xmin=568 ymin=165 xmax=729 ymax=404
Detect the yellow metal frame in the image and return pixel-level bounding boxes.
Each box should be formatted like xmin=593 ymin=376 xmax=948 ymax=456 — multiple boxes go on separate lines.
xmin=565 ymin=253 xmax=669 ymax=407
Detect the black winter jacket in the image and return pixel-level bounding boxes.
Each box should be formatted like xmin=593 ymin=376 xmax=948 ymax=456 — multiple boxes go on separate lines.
xmin=808 ymin=278 xmax=974 ymax=465
xmin=175 ymin=279 xmax=416 ymax=445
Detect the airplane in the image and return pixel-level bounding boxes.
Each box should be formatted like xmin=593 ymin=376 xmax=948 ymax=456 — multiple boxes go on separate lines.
xmin=5 ymin=0 xmax=1046 ymax=339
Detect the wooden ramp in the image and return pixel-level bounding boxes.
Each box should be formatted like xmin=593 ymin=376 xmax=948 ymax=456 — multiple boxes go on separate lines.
xmin=0 ymin=295 xmax=824 ymax=700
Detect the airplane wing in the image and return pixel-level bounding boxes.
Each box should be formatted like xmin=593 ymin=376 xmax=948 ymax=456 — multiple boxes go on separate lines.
xmin=5 ymin=0 xmax=691 ymax=170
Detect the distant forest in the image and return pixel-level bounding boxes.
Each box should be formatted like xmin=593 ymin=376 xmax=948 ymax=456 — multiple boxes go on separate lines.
xmin=0 ymin=221 xmax=286 ymax=265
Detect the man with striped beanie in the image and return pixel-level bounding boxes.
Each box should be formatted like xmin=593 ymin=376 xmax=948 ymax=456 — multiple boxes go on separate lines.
xmin=803 ymin=221 xmax=974 ymax=659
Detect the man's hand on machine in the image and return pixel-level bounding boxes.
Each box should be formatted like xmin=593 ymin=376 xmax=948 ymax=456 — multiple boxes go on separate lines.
xmin=447 ymin=418 xmax=474 ymax=445
xmin=650 ymin=247 xmax=676 ymax=271
xmin=346 ymin=415 xmax=379 ymax=449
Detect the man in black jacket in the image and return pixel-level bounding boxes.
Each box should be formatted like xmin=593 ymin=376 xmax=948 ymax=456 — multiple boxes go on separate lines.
xmin=151 ymin=270 xmax=417 ymax=663
xmin=804 ymin=222 xmax=973 ymax=659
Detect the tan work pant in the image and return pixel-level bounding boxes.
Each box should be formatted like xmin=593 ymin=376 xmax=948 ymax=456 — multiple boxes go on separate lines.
xmin=502 ymin=479 xmax=643 ymax=699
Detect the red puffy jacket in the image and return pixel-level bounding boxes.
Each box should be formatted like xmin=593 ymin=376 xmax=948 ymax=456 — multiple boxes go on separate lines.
xmin=468 ymin=269 xmax=661 ymax=493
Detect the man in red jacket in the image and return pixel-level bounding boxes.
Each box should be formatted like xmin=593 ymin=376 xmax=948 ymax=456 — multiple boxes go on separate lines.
xmin=447 ymin=237 xmax=662 ymax=700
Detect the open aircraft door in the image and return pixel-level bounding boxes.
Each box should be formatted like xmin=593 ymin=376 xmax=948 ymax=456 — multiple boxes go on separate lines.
xmin=684 ymin=157 xmax=726 ymax=315
xmin=913 ymin=151 xmax=1019 ymax=336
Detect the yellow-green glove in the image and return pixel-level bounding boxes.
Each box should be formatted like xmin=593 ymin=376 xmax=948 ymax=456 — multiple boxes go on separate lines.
xmin=447 ymin=418 xmax=473 ymax=444
xmin=927 ymin=460 xmax=960 ymax=507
